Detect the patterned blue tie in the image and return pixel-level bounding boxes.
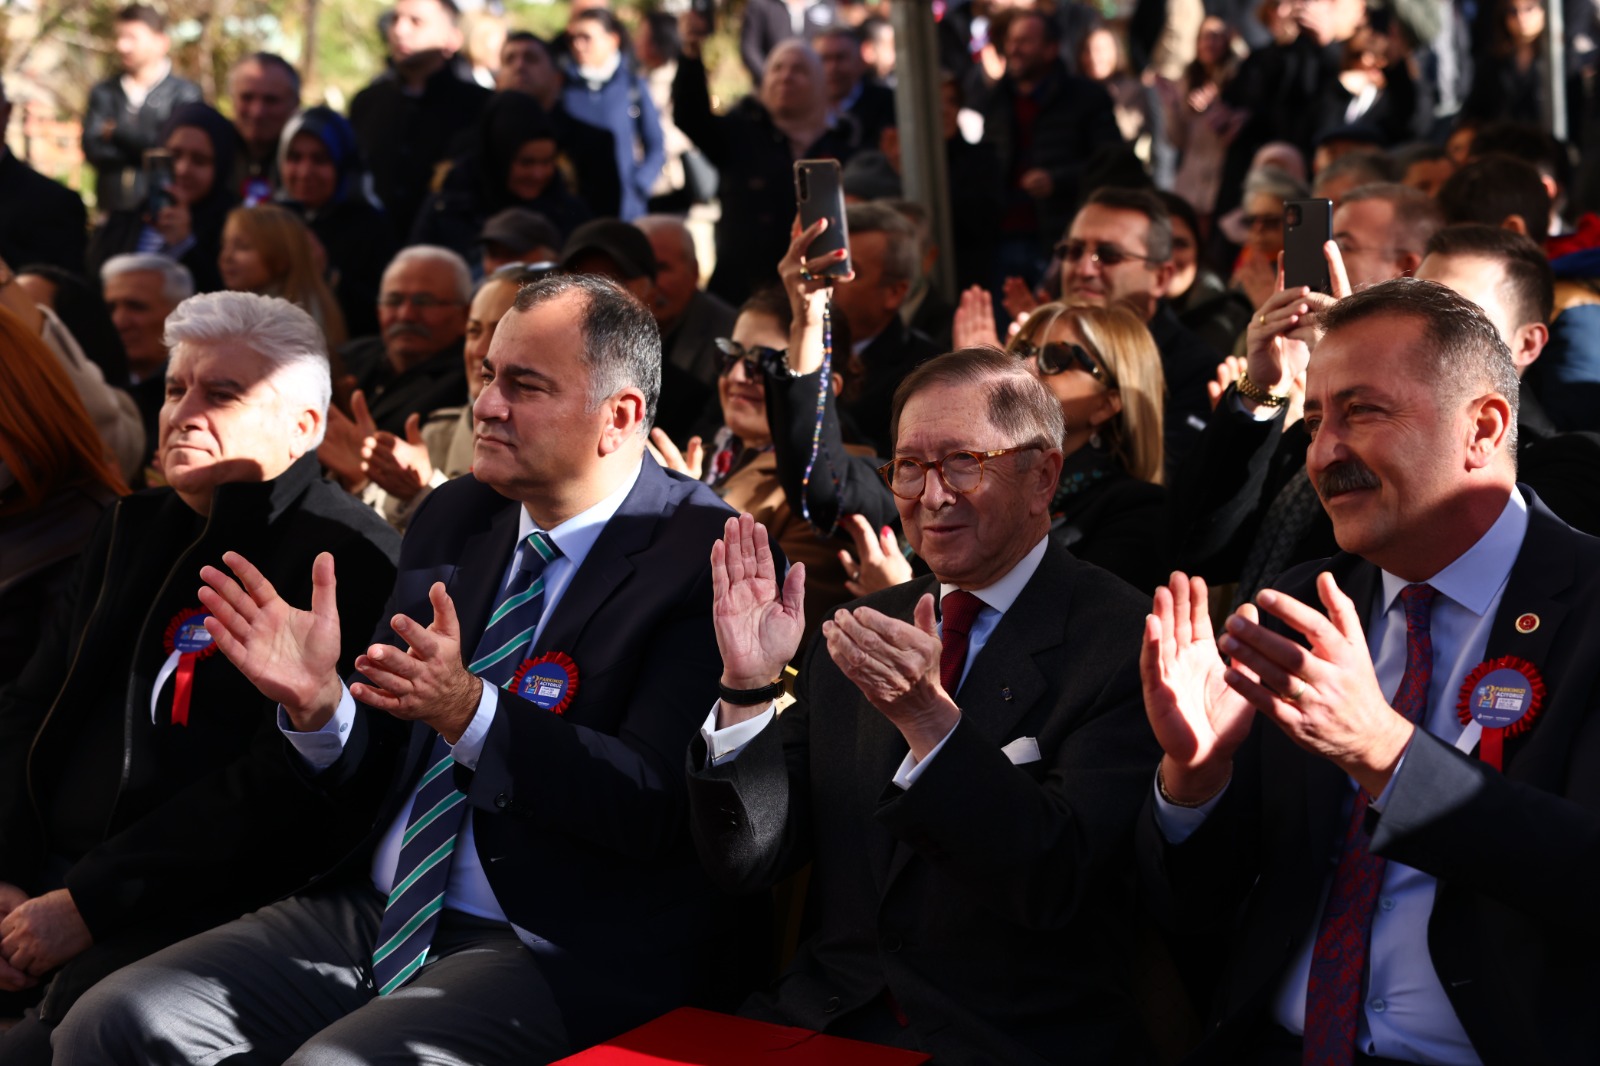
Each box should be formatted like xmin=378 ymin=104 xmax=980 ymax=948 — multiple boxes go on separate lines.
xmin=370 ymin=530 xmax=560 ymax=996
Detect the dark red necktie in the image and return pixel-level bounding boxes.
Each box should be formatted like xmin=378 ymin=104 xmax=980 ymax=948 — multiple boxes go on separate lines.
xmin=1302 ymin=583 xmax=1438 ymax=1065
xmin=938 ymin=590 xmax=985 ymax=694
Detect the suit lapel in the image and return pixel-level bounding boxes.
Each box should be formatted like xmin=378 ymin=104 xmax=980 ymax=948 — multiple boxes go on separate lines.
xmin=862 ymin=577 xmax=935 ymax=896
xmin=1479 ymin=493 xmax=1576 ymax=767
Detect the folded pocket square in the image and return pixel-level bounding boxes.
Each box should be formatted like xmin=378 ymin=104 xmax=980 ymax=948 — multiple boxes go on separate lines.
xmin=1001 ymin=736 xmax=1042 ymax=765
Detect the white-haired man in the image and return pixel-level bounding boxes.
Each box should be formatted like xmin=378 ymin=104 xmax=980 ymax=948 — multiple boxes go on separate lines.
xmin=0 ymin=292 xmax=399 ymax=1066
xmin=101 ymin=252 xmax=195 ymax=468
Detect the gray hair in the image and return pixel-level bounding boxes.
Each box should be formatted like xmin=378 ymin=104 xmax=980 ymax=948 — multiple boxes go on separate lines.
xmin=1244 ymin=165 xmax=1311 ymax=205
xmin=845 ymin=201 xmax=919 ymax=286
xmin=100 ymin=253 xmax=195 ymax=306
xmin=382 ymin=245 xmax=473 ymax=305
xmin=634 ymin=215 xmax=698 ymax=269
xmin=511 ymin=273 xmax=661 ymax=433
xmin=164 ymin=291 xmax=332 ymax=447
xmin=1319 ymin=277 xmax=1521 ymax=455
xmin=1340 ymin=182 xmax=1447 ymax=255
xmin=1313 ymin=149 xmax=1400 ymax=195
xmin=889 ymin=347 xmax=1065 ymax=454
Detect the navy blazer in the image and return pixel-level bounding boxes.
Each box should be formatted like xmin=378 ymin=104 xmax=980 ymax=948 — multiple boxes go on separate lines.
xmin=324 ymin=456 xmax=741 ymax=1048
xmin=1140 ymin=489 xmax=1600 ymax=1065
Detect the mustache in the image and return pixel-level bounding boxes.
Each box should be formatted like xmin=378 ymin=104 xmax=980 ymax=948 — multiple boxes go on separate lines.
xmin=384 ymin=323 xmax=431 ymax=341
xmin=1316 ymin=461 xmax=1381 ymax=497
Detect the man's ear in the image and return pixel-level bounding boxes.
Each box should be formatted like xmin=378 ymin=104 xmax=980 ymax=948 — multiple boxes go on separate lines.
xmin=1396 ymin=250 xmax=1422 ymax=278
xmin=1502 ymin=214 xmax=1530 ymax=237
xmin=1153 ymin=260 xmax=1176 ymax=298
xmin=598 ymin=388 xmax=648 ymax=456
xmin=289 ymin=405 xmax=324 ymax=460
xmin=1511 ymin=321 xmax=1549 ymax=373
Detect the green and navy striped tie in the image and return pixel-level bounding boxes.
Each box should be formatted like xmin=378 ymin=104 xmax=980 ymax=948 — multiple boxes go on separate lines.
xmin=370 ymin=530 xmax=559 ymax=996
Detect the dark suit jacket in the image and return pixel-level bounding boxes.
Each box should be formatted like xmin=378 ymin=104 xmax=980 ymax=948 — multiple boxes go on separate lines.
xmin=318 ymin=458 xmax=741 ymax=1049
xmin=840 ymin=319 xmax=942 ymax=452
xmin=688 ymin=542 xmax=1161 ymax=1065
xmin=0 ymin=151 xmax=87 ymax=276
xmin=1139 ymin=491 xmax=1600 ymax=1065
xmin=340 ymin=336 xmax=470 ymax=436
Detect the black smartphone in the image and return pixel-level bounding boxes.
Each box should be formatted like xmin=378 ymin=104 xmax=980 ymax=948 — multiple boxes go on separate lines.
xmin=1283 ymin=198 xmax=1333 ymax=293
xmin=144 ymin=149 xmax=176 ymax=215
xmin=794 ymin=159 xmax=852 ymax=279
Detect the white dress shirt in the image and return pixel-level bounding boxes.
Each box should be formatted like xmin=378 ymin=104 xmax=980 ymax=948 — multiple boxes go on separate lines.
xmin=1155 ymin=488 xmax=1529 ymax=1064
xmin=282 ymin=460 xmax=643 ymax=922
xmin=701 ymin=535 xmax=1050 ymax=789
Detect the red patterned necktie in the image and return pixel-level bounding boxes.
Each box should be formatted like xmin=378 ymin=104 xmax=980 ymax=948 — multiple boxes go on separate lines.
xmin=938 ymin=590 xmax=985 ymax=694
xmin=1302 ymin=582 xmax=1438 ymax=1065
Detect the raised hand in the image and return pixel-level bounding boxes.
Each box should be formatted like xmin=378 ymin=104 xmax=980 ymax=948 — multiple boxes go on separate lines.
xmin=711 ymin=514 xmax=805 ymax=724
xmin=1218 ymin=573 xmax=1411 ymax=796
xmin=364 ymin=412 xmax=435 ymax=501
xmin=1001 ymin=274 xmax=1041 ymax=321
xmin=352 ymin=581 xmax=482 ymax=743
xmin=837 ymin=513 xmax=911 ymax=596
xmin=199 ymin=550 xmax=344 ymax=730
xmin=1139 ymin=573 xmax=1257 ymax=803
xmin=952 ymin=285 xmax=1001 ymax=350
xmin=318 ymin=389 xmax=378 ymax=491
xmin=780 ymin=215 xmax=853 ymax=377
xmin=1207 ymin=355 xmax=1246 ymax=410
xmin=824 ymin=593 xmax=957 ymax=761
xmin=647 ymin=428 xmax=704 ymax=480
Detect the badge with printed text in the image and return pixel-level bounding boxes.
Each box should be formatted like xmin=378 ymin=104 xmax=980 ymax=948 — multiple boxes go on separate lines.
xmin=1456 ymin=656 xmax=1545 ymax=771
xmin=162 ymin=607 xmax=218 ymax=726
xmin=509 ymin=651 xmax=579 ymax=715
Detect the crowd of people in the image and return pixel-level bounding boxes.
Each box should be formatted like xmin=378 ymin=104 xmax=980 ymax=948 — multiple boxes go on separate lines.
xmin=2 ymin=0 xmax=1600 ymax=1063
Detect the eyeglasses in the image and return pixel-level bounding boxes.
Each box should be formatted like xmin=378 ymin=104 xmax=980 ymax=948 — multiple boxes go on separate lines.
xmin=1054 ymin=240 xmax=1158 ymax=267
xmin=1013 ymin=338 xmax=1109 ymax=383
xmin=878 ymin=444 xmax=1042 ymax=500
xmin=1240 ymin=213 xmax=1285 ymax=231
xmin=380 ymin=292 xmax=462 ymax=310
xmin=715 ymin=338 xmax=784 ymax=380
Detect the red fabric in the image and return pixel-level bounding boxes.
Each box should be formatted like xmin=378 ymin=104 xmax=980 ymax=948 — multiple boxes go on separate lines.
xmin=171 ymin=654 xmax=197 ymax=727
xmin=551 ymin=1007 xmax=931 ymax=1064
xmin=938 ymin=590 xmax=984 ymax=694
xmin=1547 ymin=212 xmax=1600 ymax=259
xmin=1301 ymin=583 xmax=1437 ymax=1065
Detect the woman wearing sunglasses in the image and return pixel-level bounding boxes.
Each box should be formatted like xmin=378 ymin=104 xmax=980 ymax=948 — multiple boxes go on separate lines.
xmin=648 ymin=271 xmax=895 ymax=641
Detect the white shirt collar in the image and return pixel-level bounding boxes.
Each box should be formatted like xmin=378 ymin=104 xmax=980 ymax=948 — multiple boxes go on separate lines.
xmin=516 ymin=457 xmax=643 ymax=570
xmin=1379 ymin=487 xmax=1528 ymax=618
xmin=939 ymin=533 xmax=1049 ymax=616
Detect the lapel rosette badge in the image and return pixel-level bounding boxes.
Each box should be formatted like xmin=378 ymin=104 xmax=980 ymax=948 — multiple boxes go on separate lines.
xmin=509 ymin=651 xmax=580 ymax=715
xmin=161 ymin=607 xmax=218 ymax=726
xmin=1456 ymin=656 xmax=1546 ymax=771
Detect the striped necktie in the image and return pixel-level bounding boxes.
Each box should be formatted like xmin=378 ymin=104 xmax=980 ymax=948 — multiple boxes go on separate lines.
xmin=370 ymin=530 xmax=560 ymax=996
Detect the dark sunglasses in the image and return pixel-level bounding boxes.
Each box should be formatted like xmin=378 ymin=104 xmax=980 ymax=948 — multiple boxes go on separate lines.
xmin=1240 ymin=212 xmax=1284 ymax=230
xmin=1053 ymin=239 xmax=1158 ymax=267
xmin=1014 ymin=338 xmax=1109 ymax=383
xmin=714 ymin=338 xmax=785 ymax=380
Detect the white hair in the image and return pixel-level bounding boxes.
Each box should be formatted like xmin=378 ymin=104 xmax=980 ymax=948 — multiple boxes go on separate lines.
xmin=382 ymin=245 xmax=473 ymax=304
xmin=100 ymin=253 xmax=196 ymax=306
xmin=164 ymin=291 xmax=332 ymax=447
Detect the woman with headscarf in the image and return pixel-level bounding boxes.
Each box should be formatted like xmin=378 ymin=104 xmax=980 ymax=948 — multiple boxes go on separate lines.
xmin=277 ymin=106 xmax=397 ymax=338
xmin=408 ymin=92 xmax=592 ymax=275
xmin=87 ymin=102 xmax=241 ymax=295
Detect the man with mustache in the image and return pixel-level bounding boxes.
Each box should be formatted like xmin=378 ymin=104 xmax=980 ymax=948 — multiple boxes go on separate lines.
xmin=1140 ymin=278 xmax=1600 ymax=1064
xmin=338 ymin=245 xmax=474 ymax=436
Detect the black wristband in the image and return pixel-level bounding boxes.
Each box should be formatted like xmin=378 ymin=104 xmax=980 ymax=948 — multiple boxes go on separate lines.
xmin=718 ymin=679 xmax=785 ymax=705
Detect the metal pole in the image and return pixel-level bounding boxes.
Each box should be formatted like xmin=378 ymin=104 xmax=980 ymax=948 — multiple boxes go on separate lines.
xmin=890 ymin=0 xmax=956 ymax=303
xmin=1545 ymin=0 xmax=1567 ymax=140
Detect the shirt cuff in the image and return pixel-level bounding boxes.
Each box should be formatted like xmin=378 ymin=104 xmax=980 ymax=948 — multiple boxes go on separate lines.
xmin=278 ymin=685 xmax=357 ymax=772
xmin=1368 ymin=751 xmax=1407 ymax=813
xmin=1227 ymin=388 xmax=1285 ymax=422
xmin=700 ymin=701 xmax=776 ymax=766
xmin=446 ymin=679 xmax=498 ymax=770
xmin=1151 ymin=771 xmax=1229 ymax=844
xmin=890 ymin=719 xmax=960 ymax=790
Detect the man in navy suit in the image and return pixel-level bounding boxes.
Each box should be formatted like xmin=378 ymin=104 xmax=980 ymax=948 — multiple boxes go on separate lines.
xmin=1140 ymin=278 xmax=1600 ymax=1064
xmin=57 ymin=274 xmax=741 ymax=1065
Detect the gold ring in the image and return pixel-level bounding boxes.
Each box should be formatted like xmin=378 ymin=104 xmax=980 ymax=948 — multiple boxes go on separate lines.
xmin=1258 ymin=313 xmax=1267 ymax=326
xmin=1285 ymin=681 xmax=1307 ymax=702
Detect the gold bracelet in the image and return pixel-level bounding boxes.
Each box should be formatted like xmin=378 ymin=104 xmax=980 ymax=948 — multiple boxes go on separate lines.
xmin=1235 ymin=371 xmax=1290 ymax=407
xmin=1157 ymin=762 xmax=1230 ymax=809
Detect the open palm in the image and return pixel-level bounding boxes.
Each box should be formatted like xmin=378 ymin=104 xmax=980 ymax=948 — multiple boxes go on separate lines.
xmin=1140 ymin=574 xmax=1256 ymax=769
xmin=711 ymin=514 xmax=804 ymax=688
xmin=198 ymin=550 xmax=343 ymax=718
